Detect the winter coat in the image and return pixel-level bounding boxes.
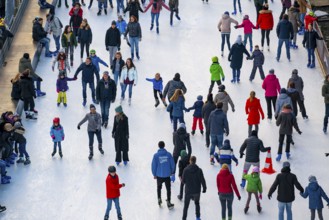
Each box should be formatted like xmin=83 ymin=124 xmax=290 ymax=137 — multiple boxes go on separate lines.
xmin=216 ymin=168 xmax=240 ymax=197
xmin=56 ymin=77 xmax=75 ymax=92
xmin=207 ymin=109 xmax=229 ymax=135
xmin=146 ymin=77 xmax=163 ymax=91
xmin=210 ymin=62 xmax=224 ymax=81
xmin=245 ymin=98 xmax=264 ymax=125
xmin=90 ymin=55 xmax=108 ymax=73
xmin=78 ymin=112 xmax=102 ymax=132
xmin=163 ymin=79 xmax=187 ymax=100
xmin=169 ymin=0 xmax=179 ymax=10
xmin=18 ymin=57 xmax=40 ymax=80
xmin=276 ymin=19 xmax=294 ymax=40
xmin=61 ymin=31 xmax=77 ymax=47
xmin=202 ymin=101 xmax=216 ymax=126
xmin=218 ymin=14 xmax=238 ymax=33
xmin=124 ymin=21 xmax=142 ymax=38
xmin=32 ymin=22 xmax=47 ymax=41
xmin=96 ymin=78 xmax=116 ymax=102
xmin=178 ymin=155 xmax=189 ymax=177
xmin=151 ymin=148 xmax=175 ymax=178
xmin=268 ymin=166 xmax=304 ymax=203
xmin=276 ymin=109 xmax=300 ymax=135
xmin=144 ymin=0 xmax=170 ymax=14
xmin=288 ymin=7 xmax=301 ymax=33
xmin=287 ymin=74 xmax=304 ymax=100
xmin=50 ymin=125 xmax=64 ymax=142
xmin=120 ymin=66 xmax=138 ymax=85
xmin=173 ymin=127 xmax=192 ymax=158
xmin=228 ymin=43 xmax=250 ymax=69
xmin=52 ymin=58 xmax=70 ymax=72
xmin=262 ymin=74 xmax=281 ymax=97
xmin=275 ymin=93 xmax=293 ymax=116
xmin=282 ymin=0 xmax=291 ymax=8
xmin=11 ymin=79 xmax=20 ymax=100
xmin=214 ymin=92 xmax=235 ymax=113
xmin=304 ymin=15 xmax=317 ymax=30
xmin=302 ymin=30 xmax=322 ymax=49
xmin=236 ymin=18 xmax=257 ymax=34
xmin=188 ymin=100 xmax=204 ymax=118
xmin=322 ymin=80 xmax=329 ymax=104
xmin=244 ymin=173 xmax=263 ymax=193
xmin=105 ymin=27 xmax=121 ymax=48
xmin=257 ymin=10 xmax=274 ymax=30
xmin=112 ymin=114 xmax=129 ymax=152
xmin=74 ymin=63 xmax=99 ymax=83
xmin=216 ymin=141 xmax=238 ymax=165
xmin=124 ymin=2 xmax=143 ymax=19
xmin=167 ymin=96 xmax=187 ymax=118
xmin=106 ymin=174 xmax=123 ymax=199
xmin=12 ymin=128 xmax=26 ymax=144
xmin=240 ymin=136 xmax=269 ymax=163
xmin=69 ymin=14 xmax=83 ymax=29
xmin=116 ymin=20 xmax=127 ymax=35
xmin=182 ymin=164 xmax=207 ymax=195
xmin=78 ymin=26 xmax=92 ymax=44
xmin=44 ymin=16 xmax=62 ymax=37
xmin=111 ymin=58 xmax=125 ymax=76
xmin=287 ymin=88 xmax=301 ymax=114
xmin=301 ymin=182 xmax=329 ymax=209
xmin=19 ymin=76 xmax=35 ymax=98
xmin=249 ymin=49 xmax=264 ymax=66
xmin=69 ymin=7 xmax=83 ymax=17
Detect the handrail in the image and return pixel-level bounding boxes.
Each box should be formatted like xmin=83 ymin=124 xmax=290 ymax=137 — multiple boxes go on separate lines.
xmin=314 ymin=21 xmax=329 ymax=77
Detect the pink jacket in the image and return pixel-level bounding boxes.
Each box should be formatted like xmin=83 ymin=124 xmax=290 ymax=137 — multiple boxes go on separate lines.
xmin=236 ymin=18 xmax=257 ymax=34
xmin=262 ymin=74 xmax=281 ymax=97
xmin=144 ymin=0 xmax=170 ymax=14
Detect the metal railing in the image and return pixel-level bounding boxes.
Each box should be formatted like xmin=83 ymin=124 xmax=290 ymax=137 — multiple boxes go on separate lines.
xmin=314 ymin=21 xmax=329 ymax=77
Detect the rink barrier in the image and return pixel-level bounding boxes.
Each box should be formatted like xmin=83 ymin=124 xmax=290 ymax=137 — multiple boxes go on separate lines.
xmin=314 ymin=21 xmax=329 ymax=77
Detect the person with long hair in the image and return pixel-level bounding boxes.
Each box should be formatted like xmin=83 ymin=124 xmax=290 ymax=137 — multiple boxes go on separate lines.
xmin=52 ymin=49 xmax=71 ymax=76
xmin=167 ymin=89 xmax=187 ymax=131
xmin=144 ymin=0 xmax=170 ymax=34
xmin=120 ymin=58 xmax=138 ymax=105
xmin=202 ymin=93 xmax=216 ymax=148
xmin=69 ymin=3 xmax=83 ymax=37
xmin=257 ymin=4 xmax=274 ymax=52
xmin=78 ymin=18 xmax=93 ymax=62
xmin=111 ymin=52 xmax=125 ymax=86
xmin=245 ymin=91 xmax=264 ymax=136
xmin=124 ymin=15 xmax=142 ymax=60
xmin=61 ymin=25 xmax=77 ymax=67
xmin=124 ymin=0 xmax=144 ymax=21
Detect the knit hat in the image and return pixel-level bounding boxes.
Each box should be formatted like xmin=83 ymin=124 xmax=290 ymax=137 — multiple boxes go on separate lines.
xmin=180 ymin=150 xmax=187 ymax=158
xmin=23 ymin=53 xmax=30 ymax=59
xmin=4 ymin=123 xmax=13 ymax=132
xmin=251 ymin=130 xmax=258 ymax=137
xmin=178 ymin=123 xmax=186 ymax=130
xmin=292 ymin=69 xmax=298 ymax=75
xmin=222 ymin=164 xmax=229 ymax=170
xmin=308 ymin=175 xmax=317 ymax=183
xmin=218 ymin=84 xmax=225 ymax=92
xmin=59 ymin=48 xmax=65 ymax=54
xmin=103 ymin=71 xmax=109 ymax=75
xmin=252 ymin=166 xmax=260 ymax=173
xmin=212 ymin=56 xmax=218 ymax=63
xmin=90 ymin=104 xmax=96 ymax=109
xmin=108 ymin=166 xmax=116 ymax=173
xmin=115 ymin=105 xmax=123 ymax=113
xmin=269 ymin=69 xmax=275 ymax=74
xmin=283 ymin=161 xmax=290 ymax=168
xmin=224 ymin=11 xmax=229 ymax=16
xmin=53 ymin=117 xmax=60 ymax=124
xmin=111 ymin=20 xmax=116 ymax=25
xmin=280 ymin=88 xmax=287 ymax=94
xmin=197 ymin=95 xmax=203 ymax=101
xmin=90 ymin=49 xmax=96 ymax=54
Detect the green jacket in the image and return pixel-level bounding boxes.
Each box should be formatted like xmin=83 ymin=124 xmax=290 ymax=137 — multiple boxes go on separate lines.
xmin=209 ymin=62 xmax=224 ymax=81
xmin=322 ymin=80 xmax=329 ymax=104
xmin=243 ymin=173 xmax=263 ymax=193
xmin=18 ymin=57 xmax=40 ymax=79
xmin=61 ymin=31 xmax=77 ymax=48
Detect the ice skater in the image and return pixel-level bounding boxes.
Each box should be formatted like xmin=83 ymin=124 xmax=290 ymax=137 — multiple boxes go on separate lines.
xmin=56 ymin=71 xmax=76 ymax=107
xmin=187 ymin=95 xmax=204 ymax=135
xmin=146 ymin=73 xmax=167 ymax=107
xmin=144 ymin=0 xmax=170 ymax=34
xmin=50 ymin=117 xmax=65 ymax=158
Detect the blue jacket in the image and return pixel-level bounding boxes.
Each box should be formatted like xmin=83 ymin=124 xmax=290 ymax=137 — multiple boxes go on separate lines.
xmin=151 ymin=148 xmax=175 ymax=177
xmin=167 ymin=96 xmax=187 ymax=118
xmin=116 ymin=20 xmax=127 ymax=35
xmin=90 ymin=55 xmax=108 ymax=73
xmin=301 ymin=182 xmax=329 ymax=209
xmin=50 ymin=125 xmax=64 ymax=142
xmin=214 ymin=141 xmax=238 ymax=165
xmin=146 ymin=77 xmax=163 ymax=92
xmin=207 ymin=109 xmax=229 ymax=135
xmin=188 ymin=100 xmax=204 ymax=117
xmin=276 ymin=19 xmax=294 ymax=40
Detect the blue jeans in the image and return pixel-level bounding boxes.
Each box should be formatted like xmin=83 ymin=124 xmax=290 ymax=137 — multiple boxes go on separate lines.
xmin=277 ymin=39 xmax=290 ymax=60
xmin=113 ymin=70 xmax=120 ymax=85
xmin=39 ymin=37 xmax=50 ymax=54
xmin=53 ymin=35 xmax=61 ymax=51
xmin=307 ymin=48 xmax=315 ymax=64
xmin=173 ymin=116 xmax=184 ymax=131
xmin=53 ymin=142 xmax=62 ymax=152
xmin=151 ymin=13 xmax=160 ymax=27
xmin=19 ymin=142 xmax=29 ymax=158
xmin=210 ymin=134 xmax=224 ymax=156
xmin=33 ymin=78 xmax=41 ymax=91
xmin=219 ymin=193 xmax=234 ymax=219
xmin=129 ymin=37 xmax=139 ymax=55
xmin=232 ymin=68 xmax=241 ymax=81
xmin=0 ymin=160 xmax=6 ymax=176
xmin=221 ymin=33 xmax=231 ymax=52
xmin=98 ymin=0 xmax=108 ymax=9
xmin=116 ymin=0 xmax=124 ymax=13
xmin=244 ymin=33 xmax=253 ymax=48
xmin=121 ymin=83 xmax=133 ymax=99
xmin=82 ymin=81 xmax=96 ymax=101
xmin=278 ymin=202 xmax=292 ymax=220
xmin=88 ymin=130 xmax=102 ymax=147
xmin=105 ymin=198 xmax=121 ymax=218
xmin=233 ymin=0 xmax=241 ymax=12
xmin=300 ymin=13 xmax=306 ymax=28
xmin=100 ymin=99 xmax=111 ymax=123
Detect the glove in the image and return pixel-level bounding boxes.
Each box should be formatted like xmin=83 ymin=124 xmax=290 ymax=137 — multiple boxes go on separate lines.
xmin=118 ymin=47 xmax=120 ymax=51
xmin=62 ymin=136 xmax=64 ymax=141
xmin=240 ymin=153 xmax=244 ymax=158
xmin=170 ymin=175 xmax=175 ymax=183
xmin=51 ymin=135 xmax=55 ymax=139
xmin=259 ymin=194 xmax=262 ymax=200
xmin=37 ymin=77 xmax=43 ymax=81
xmin=222 ymin=77 xmax=225 ymax=82
xmin=52 ymin=66 xmax=54 ymax=71
xmin=238 ymin=196 xmax=241 ymax=201
xmin=106 ymin=47 xmax=109 ymax=51
xmin=112 ymin=133 xmax=115 ymax=138
xmin=126 ymin=135 xmax=129 ymax=139
xmin=77 ymin=125 xmax=80 ymax=130
xmin=202 ymin=189 xmax=206 ymax=193
xmin=298 ymin=131 xmax=302 ymax=135
xmin=122 ymin=183 xmax=125 ymax=187
xmin=268 ymin=195 xmax=272 ymax=200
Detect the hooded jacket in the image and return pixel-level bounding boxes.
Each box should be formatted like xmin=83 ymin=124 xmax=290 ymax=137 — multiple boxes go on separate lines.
xmin=245 ymin=97 xmax=264 ymax=125
xmin=218 ymin=14 xmax=238 ymax=33
xmin=214 ymin=92 xmax=235 ymax=114
xmin=275 ymin=93 xmax=293 ymax=116
xmin=44 ymin=15 xmax=62 ymax=37
xmin=304 ymin=14 xmax=317 ymax=30
xmin=207 ymin=109 xmax=229 ymax=135
xmin=276 ymin=19 xmax=294 ymax=40
xmin=216 ymin=141 xmax=238 ymax=165
xmin=243 ymin=172 xmax=263 ymax=193
xmin=173 ymin=127 xmax=192 ymax=158
xmin=163 ymin=77 xmax=187 ymax=100
xmin=56 ymin=76 xmax=75 ymax=92
xmin=182 ymin=164 xmax=207 ymax=195
xmin=302 ymin=30 xmax=322 ymax=49
xmin=287 ymin=88 xmax=301 ymax=115
xmin=19 ymin=75 xmax=35 ymax=98
xmin=257 ymin=9 xmax=274 ymax=30
xmin=240 ymin=135 xmax=269 ymax=163
xmin=61 ymin=31 xmax=77 ymax=48
xmin=146 ymin=77 xmax=163 ymax=91
xmin=301 ymin=181 xmax=329 ymax=209
xmin=90 ymin=55 xmax=108 ymax=73
xmin=124 ymin=21 xmax=142 ymax=38
xmin=236 ymin=18 xmax=257 ymax=34
xmin=50 ymin=125 xmax=64 ymax=142
xmin=210 ymin=58 xmax=225 ymax=81
xmin=116 ymin=19 xmax=127 ymax=35
xmin=216 ymin=168 xmax=240 ymax=197
xmin=106 ymin=174 xmax=123 ymax=199
xmin=69 ymin=8 xmax=83 ymax=29
xmin=178 ymin=155 xmax=189 ymax=177
xmin=151 ymin=148 xmax=175 ymax=177
xmin=202 ymin=101 xmax=216 ymax=126
xmin=276 ymin=109 xmax=301 ymax=135
xmin=78 ymin=26 xmax=92 ymax=44
xmin=18 ymin=57 xmax=40 ymax=79
xmin=322 ymin=79 xmax=329 ymax=104
xmin=188 ymin=100 xmax=204 ymax=117
xmin=287 ymin=74 xmax=304 ymax=100
xmin=262 ymin=74 xmax=281 ymax=97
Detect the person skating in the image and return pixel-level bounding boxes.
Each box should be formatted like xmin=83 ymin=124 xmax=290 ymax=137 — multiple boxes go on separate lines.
xmin=275 ymin=88 xmax=293 ymax=119
xmin=187 ymin=95 xmax=204 ymax=135
xmin=111 ymin=52 xmax=125 ymax=85
xmin=279 ymin=0 xmax=292 ymax=20
xmin=247 ymin=45 xmax=265 ymax=81
xmin=57 ymin=0 xmax=69 ymax=8
xmin=231 ymin=0 xmax=241 ymax=15
xmin=209 ymin=56 xmax=225 ymax=94
xmin=287 ymin=82 xmax=307 ymax=118
xmin=119 ymin=58 xmax=138 ymax=105
xmin=124 ymin=15 xmax=142 ymax=60
xmin=56 ymin=71 xmax=76 ymax=107
xmin=69 ymin=3 xmax=83 ymax=37
xmin=96 ymin=71 xmax=117 ymax=128
xmin=52 ymin=49 xmax=71 ymax=76
xmin=151 ymin=141 xmax=175 ymax=209
xmin=322 ymin=75 xmax=329 ymax=133
xmin=254 ymin=0 xmax=268 ymax=20
xmin=105 ymin=21 xmax=121 ymax=66
xmin=235 ymin=15 xmax=257 ymax=52
xmin=177 ymin=150 xmax=189 ymax=201
xmin=243 ymin=166 xmax=263 ymax=214
xmin=214 ymin=85 xmax=235 ymax=114
xmin=169 ymin=0 xmax=180 ymax=26
xmin=300 ymin=175 xmax=329 ymax=220
xmin=257 ymin=4 xmax=274 ymax=51
xmin=90 ymin=49 xmax=109 ymax=77
xmin=96 ymin=0 xmax=108 ymax=15
xmin=288 ymin=1 xmax=301 ymax=49
xmin=50 ymin=117 xmax=64 ymax=158
xmin=302 ymin=24 xmax=323 ymax=68
xmin=44 ymin=13 xmax=63 ymax=53
xmin=116 ymin=15 xmax=127 ymax=36
xmin=146 ymin=73 xmax=167 ymax=107
xmin=144 ymin=0 xmax=170 ymax=34
xmin=112 ymin=106 xmax=129 ymax=165
xmin=19 ymin=70 xmax=37 ymax=120
xmin=124 ymin=0 xmax=144 ymax=21
xmin=245 ymin=91 xmax=264 ymax=136
xmin=172 ymin=123 xmax=192 ymax=166
xmin=262 ymin=69 xmax=281 ymax=119
xmin=202 ymin=93 xmax=216 ymax=148
xmin=167 ymin=89 xmax=188 ymax=131
xmin=181 ymin=156 xmax=207 ymax=220
xmin=104 ymin=166 xmax=125 ymax=220
xmin=268 ymin=161 xmax=304 ymax=220
xmin=77 ymin=104 xmax=104 ymax=160
xmin=276 ymin=14 xmax=294 ymax=62
xmin=297 ymin=0 xmax=311 ymax=34
xmin=78 ymin=19 xmax=93 ymax=61
xmin=61 ymin=25 xmax=77 ymax=67
xmin=11 ymin=122 xmax=31 ymax=165
xmin=214 ymin=139 xmax=238 ymax=171
xmin=218 ymin=11 xmax=238 ymax=57
xmin=116 ymin=0 xmax=125 ymax=14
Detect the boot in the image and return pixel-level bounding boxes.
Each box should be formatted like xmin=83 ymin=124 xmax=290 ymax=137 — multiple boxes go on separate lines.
xmin=231 ymin=78 xmax=236 ymax=83
xmin=118 ymin=214 xmax=122 ymax=220
xmin=104 ymin=121 xmax=108 ymax=128
xmin=257 ymin=205 xmax=262 ymax=213
xmin=155 ymin=98 xmax=160 ymax=107
xmin=24 ymin=157 xmax=31 ymax=165
xmin=156 ymin=27 xmax=159 ymax=34
xmin=64 ymin=103 xmax=67 ymax=107
xmin=324 ymin=126 xmax=327 ymax=133
xmin=231 ymin=11 xmax=236 ymax=15
xmin=0 ymin=206 xmax=6 ymax=213
xmin=200 ymin=130 xmax=204 ymax=135
xmin=162 ymin=100 xmax=168 ymax=107
xmin=88 ymin=147 xmax=94 ymax=160
xmin=166 ymin=200 xmax=174 ymax=210
xmin=170 ymin=19 xmax=173 ymax=26
xmin=131 ymin=53 xmax=134 ymax=60
xmin=51 ymin=150 xmax=56 ymax=157
xmin=82 ymin=99 xmax=87 ymax=107
xmin=240 ymin=179 xmax=246 ymax=188
xmin=158 ymin=198 xmax=162 ymax=206
xmin=110 ymin=2 xmax=113 ymax=8
xmin=210 ymin=156 xmax=215 ymax=165
xmin=289 ymin=41 xmax=294 ymax=48
xmin=104 ymin=215 xmax=109 ymax=220
xmin=98 ymin=144 xmax=104 ymax=154
xmin=1 ymin=177 xmax=10 ymax=184
xmin=124 ymin=161 xmax=128 ymax=166
xmin=175 ymin=14 xmax=181 ymax=20
xmin=97 ymin=10 xmax=102 ymax=15
xmin=177 ymin=195 xmax=182 ymax=200
xmin=276 ymin=154 xmax=282 ymax=161
xmin=307 ymin=62 xmax=311 ymax=68
xmin=104 ymin=8 xmax=107 ymax=15
xmin=65 ymin=0 xmax=69 ymax=7
xmin=70 ymin=60 xmax=73 ymax=67
xmin=292 ymin=43 xmax=298 ymax=49
xmin=59 ymin=151 xmax=63 ymax=158
xmin=150 ymin=24 xmax=154 ymax=30
xmin=286 ymin=152 xmax=290 ymax=159
xmin=57 ymin=0 xmax=61 ymax=7
xmin=36 ymin=90 xmax=46 ymax=97
xmin=244 ymin=206 xmax=249 ymax=214
xmin=136 ymin=52 xmax=140 ymax=60
xmin=16 ymin=157 xmax=25 ymax=163
xmin=310 ymin=62 xmax=315 ymax=68
xmin=191 ymin=130 xmax=195 ymax=136
xmin=81 ymin=0 xmax=86 ymax=6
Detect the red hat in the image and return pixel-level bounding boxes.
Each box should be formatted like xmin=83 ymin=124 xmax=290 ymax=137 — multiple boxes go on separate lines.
xmin=53 ymin=117 xmax=60 ymax=124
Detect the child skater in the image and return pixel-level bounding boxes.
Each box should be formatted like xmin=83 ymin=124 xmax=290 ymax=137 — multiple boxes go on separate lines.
xmin=187 ymin=95 xmax=204 ymax=135
xmin=243 ymin=166 xmax=263 ymax=214
xmin=104 ymin=165 xmax=125 ymax=220
xmin=214 ymin=139 xmax=238 ymax=171
xmin=116 ymin=15 xmax=127 ymax=36
xmin=177 ymin=150 xmax=189 ymax=201
xmin=52 ymin=49 xmax=71 ymax=76
xmin=146 ymin=73 xmax=167 ymax=107
xmin=50 ymin=117 xmax=65 ymax=158
xmin=56 ymin=71 xmax=76 ymax=107
xmin=247 ymin=45 xmax=265 ymax=81
xmin=235 ymin=15 xmax=257 ymax=52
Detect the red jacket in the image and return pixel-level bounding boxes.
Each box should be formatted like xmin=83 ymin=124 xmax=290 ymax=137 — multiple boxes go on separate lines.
xmin=69 ymin=7 xmax=83 ymax=17
xmin=257 ymin=10 xmax=274 ymax=30
xmin=144 ymin=0 xmax=170 ymax=14
xmin=216 ymin=169 xmax=240 ymax=197
xmin=304 ymin=15 xmax=317 ymax=30
xmin=245 ymin=98 xmax=264 ymax=125
xmin=262 ymin=74 xmax=281 ymax=97
xmin=106 ymin=174 xmax=123 ymax=199
xmin=236 ymin=18 xmax=257 ymax=34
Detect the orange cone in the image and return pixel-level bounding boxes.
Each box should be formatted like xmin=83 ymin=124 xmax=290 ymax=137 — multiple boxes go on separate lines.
xmin=262 ymin=150 xmax=276 ymax=174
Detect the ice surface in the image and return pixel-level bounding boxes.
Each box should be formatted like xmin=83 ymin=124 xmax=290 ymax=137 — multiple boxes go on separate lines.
xmin=1 ymin=0 xmax=328 ymax=219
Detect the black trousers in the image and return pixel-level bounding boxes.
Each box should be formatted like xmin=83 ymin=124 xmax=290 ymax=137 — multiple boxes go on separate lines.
xmin=250 ymin=65 xmax=265 ymax=80
xmin=23 ymin=97 xmax=35 ymax=112
xmin=153 ymin=89 xmax=163 ymax=100
xmin=157 ymin=177 xmax=171 ymax=201
xmin=265 ymin=96 xmax=277 ymax=119
xmin=261 ymin=29 xmax=271 ymax=47
xmin=80 ymin=42 xmax=90 ymax=58
xmin=209 ymin=80 xmax=221 ymax=94
xmin=182 ymin=193 xmax=201 ymax=220
xmin=116 ymin=150 xmax=129 ymax=162
xmin=278 ymin=134 xmax=291 ymax=154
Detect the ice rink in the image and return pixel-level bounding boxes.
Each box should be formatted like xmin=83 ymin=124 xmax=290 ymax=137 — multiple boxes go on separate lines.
xmin=1 ymin=0 xmax=329 ymax=219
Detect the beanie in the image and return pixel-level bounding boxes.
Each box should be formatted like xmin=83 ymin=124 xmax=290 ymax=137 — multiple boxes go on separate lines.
xmin=308 ymin=175 xmax=317 ymax=183
xmin=269 ymin=69 xmax=275 ymax=74
xmin=180 ymin=150 xmax=187 ymax=158
xmin=90 ymin=104 xmax=96 ymax=109
xmin=103 ymin=71 xmax=109 ymax=75
xmin=115 ymin=105 xmax=123 ymax=113
xmin=178 ymin=123 xmax=186 ymax=130
xmin=252 ymin=166 xmax=260 ymax=173
xmin=283 ymin=161 xmax=290 ymax=168
xmin=197 ymin=95 xmax=203 ymax=101
xmin=111 ymin=20 xmax=116 ymax=25
xmin=218 ymin=84 xmax=225 ymax=92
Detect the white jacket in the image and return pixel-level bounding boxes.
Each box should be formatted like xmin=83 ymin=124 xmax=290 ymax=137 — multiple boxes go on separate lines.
xmin=120 ymin=66 xmax=138 ymax=85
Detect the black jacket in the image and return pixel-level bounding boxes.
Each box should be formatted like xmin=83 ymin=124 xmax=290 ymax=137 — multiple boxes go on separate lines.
xmin=112 ymin=114 xmax=129 ymax=152
xmin=69 ymin=14 xmax=83 ymax=29
xmin=268 ymin=166 xmax=304 ymax=203
xmin=228 ymin=43 xmax=250 ymax=69
xmin=178 ymin=155 xmax=189 ymax=177
xmin=124 ymin=2 xmax=143 ymax=19
xmin=111 ymin=58 xmax=125 ymax=74
xmin=105 ymin=27 xmax=121 ymax=48
xmin=202 ymin=101 xmax=216 ymax=126
xmin=302 ymin=30 xmax=323 ymax=49
xmin=78 ymin=27 xmax=92 ymax=43
xmin=239 ymin=135 xmax=269 ymax=163
xmin=11 ymin=79 xmax=21 ymax=100
xmin=96 ymin=78 xmax=117 ymax=102
xmin=0 ymin=25 xmax=14 ymax=40
xmin=74 ymin=63 xmax=99 ymax=83
xmin=173 ymin=127 xmax=192 ymax=158
xmin=182 ymin=164 xmax=207 ymax=195
xmin=124 ymin=22 xmax=142 ymax=38
xmin=19 ymin=76 xmax=35 ymax=98
xmin=276 ymin=19 xmax=294 ymax=40
xmin=32 ymin=22 xmax=47 ymax=41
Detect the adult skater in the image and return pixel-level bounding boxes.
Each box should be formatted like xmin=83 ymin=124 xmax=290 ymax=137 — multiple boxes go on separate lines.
xmin=151 ymin=141 xmax=175 ymax=210
xmin=288 ymin=2 xmax=301 ymax=49
xmin=257 ymin=4 xmax=274 ymax=51
xmin=105 ymin=21 xmax=121 ymax=66
xmin=124 ymin=15 xmax=142 ymax=60
xmin=276 ymin=14 xmax=294 ymax=62
xmin=218 ymin=11 xmax=238 ymax=57
xmin=172 ymin=123 xmax=192 ymax=166
xmin=287 ymin=82 xmax=307 ymax=119
xmin=214 ymin=85 xmax=235 ymax=115
xmin=119 ymin=58 xmax=138 ymax=105
xmin=61 ymin=25 xmax=77 ymax=67
xmin=167 ymin=89 xmax=187 ymax=131
xmin=262 ymin=69 xmax=281 ymax=119
xmin=124 ymin=0 xmax=144 ymax=21
xmin=78 ymin=19 xmax=93 ymax=61
xmin=247 ymin=45 xmax=265 ymax=81
xmin=44 ymin=13 xmax=63 ymax=53
xmin=112 ymin=106 xmax=129 ymax=166
xmin=181 ymin=156 xmax=207 ymax=220
xmin=144 ymin=0 xmax=170 ymax=34
xmin=111 ymin=52 xmax=125 ymax=86
xmin=268 ymin=161 xmax=304 ymax=220
xmin=19 ymin=70 xmax=37 ymax=120
xmin=279 ymin=0 xmax=292 ymax=20
xmin=69 ymin=3 xmax=83 ymax=37
xmin=169 ymin=0 xmax=180 ymax=26
xmin=77 ymin=104 xmax=104 ymax=160
xmin=322 ymin=75 xmax=329 ymax=133
xmin=202 ymin=93 xmax=216 ymax=148
xmin=254 ymin=0 xmax=268 ymax=20
xmin=302 ymin=24 xmax=323 ymax=68
xmin=245 ymin=91 xmax=264 ymax=137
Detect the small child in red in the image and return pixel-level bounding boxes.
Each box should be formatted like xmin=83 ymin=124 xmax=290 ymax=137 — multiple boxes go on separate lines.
xmin=235 ymin=15 xmax=257 ymax=52
xmin=104 ymin=166 xmax=125 ymax=220
xmin=187 ymin=95 xmax=204 ymax=135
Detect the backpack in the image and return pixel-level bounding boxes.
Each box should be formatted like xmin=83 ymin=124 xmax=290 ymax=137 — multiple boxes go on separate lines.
xmin=54 ymin=17 xmax=63 ymax=29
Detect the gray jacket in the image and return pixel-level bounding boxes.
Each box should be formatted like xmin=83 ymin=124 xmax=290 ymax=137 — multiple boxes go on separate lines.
xmin=207 ymin=109 xmax=229 ymax=135
xmin=78 ymin=113 xmax=102 ymax=132
xmin=240 ymin=136 xmax=269 ymax=163
xmin=276 ymin=109 xmax=301 ymax=135
xmin=163 ymin=79 xmax=187 ymax=100
xmin=45 ymin=16 xmax=62 ymax=37
xmin=287 ymin=74 xmax=304 ymax=100
xmin=214 ymin=92 xmax=235 ymax=114
xmin=275 ymin=93 xmax=292 ymax=117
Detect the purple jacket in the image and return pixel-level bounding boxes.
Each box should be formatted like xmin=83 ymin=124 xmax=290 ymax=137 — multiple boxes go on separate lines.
xmin=56 ymin=77 xmax=75 ymax=92
xmin=262 ymin=74 xmax=281 ymax=97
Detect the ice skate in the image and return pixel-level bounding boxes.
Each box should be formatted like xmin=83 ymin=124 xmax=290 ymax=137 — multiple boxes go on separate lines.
xmin=124 ymin=161 xmax=128 ymax=166
xmin=16 ymin=157 xmax=25 ymax=163
xmin=158 ymin=198 xmax=162 ymax=206
xmin=244 ymin=206 xmax=249 ymax=214
xmin=59 ymin=151 xmax=63 ymax=158
xmin=104 ymin=215 xmax=109 ymax=220
xmin=82 ymin=99 xmax=87 ymax=107
xmin=98 ymin=145 xmax=104 ymax=154
xmin=286 ymin=152 xmax=290 ymax=159
xmin=156 ymin=27 xmax=159 ymax=34
xmin=166 ymin=200 xmax=174 ymax=210
xmin=162 ymin=100 xmax=168 ymax=107
xmin=240 ymin=179 xmax=246 ymax=188
xmin=191 ymin=130 xmax=195 ymax=136
xmin=128 ymin=98 xmax=131 ymax=105
xmin=24 ymin=158 xmax=31 ymax=165
xmin=88 ymin=147 xmax=94 ymax=160
xmin=104 ymin=9 xmax=107 ymax=15
xmin=200 ymin=130 xmax=204 ymax=135
xmin=155 ymin=98 xmax=160 ymax=107
xmin=104 ymin=121 xmax=108 ymax=128
xmin=136 ymin=53 xmax=140 ymax=60
xmin=0 ymin=205 xmax=6 ymax=213
xmin=150 ymin=24 xmax=154 ymax=30
xmin=276 ymin=154 xmax=282 ymax=161
xmin=257 ymin=205 xmax=262 ymax=213
xmin=1 ymin=177 xmax=10 ymax=184
xmin=51 ymin=150 xmax=56 ymax=157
